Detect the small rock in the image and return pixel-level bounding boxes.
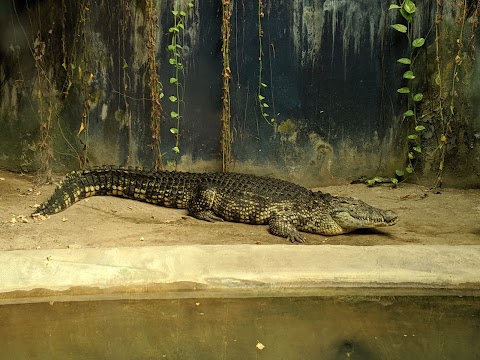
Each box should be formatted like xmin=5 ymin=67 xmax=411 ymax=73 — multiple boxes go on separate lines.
xmin=0 ymin=177 xmax=5 ymax=181
xmin=17 ymin=215 xmax=29 ymax=223
xmin=140 ymin=237 xmax=145 ymax=241
xmin=256 ymin=342 xmax=265 ymax=350
xmin=62 ymin=217 xmax=68 ymax=222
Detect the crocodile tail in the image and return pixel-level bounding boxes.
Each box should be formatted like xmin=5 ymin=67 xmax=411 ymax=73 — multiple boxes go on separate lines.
xmin=32 ymin=167 xmax=113 ymax=215
xmin=32 ymin=166 xmax=197 ymax=216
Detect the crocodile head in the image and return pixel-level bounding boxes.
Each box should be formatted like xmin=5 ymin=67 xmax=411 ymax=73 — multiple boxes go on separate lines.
xmin=310 ymin=192 xmax=398 ymax=235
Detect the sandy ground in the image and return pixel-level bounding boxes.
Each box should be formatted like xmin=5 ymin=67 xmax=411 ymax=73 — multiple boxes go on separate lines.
xmin=1 ymin=170 xmax=479 ymax=250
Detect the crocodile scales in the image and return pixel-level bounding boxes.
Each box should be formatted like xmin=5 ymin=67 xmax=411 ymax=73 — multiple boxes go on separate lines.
xmin=32 ymin=166 xmax=398 ymax=243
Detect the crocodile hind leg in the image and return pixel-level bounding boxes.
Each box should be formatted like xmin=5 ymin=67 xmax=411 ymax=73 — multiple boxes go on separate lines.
xmin=187 ymin=184 xmax=224 ymax=222
xmin=269 ymin=213 xmax=305 ymax=243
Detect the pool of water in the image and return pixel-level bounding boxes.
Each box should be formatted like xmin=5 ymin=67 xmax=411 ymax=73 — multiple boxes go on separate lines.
xmin=1 ymin=295 xmax=479 ymax=359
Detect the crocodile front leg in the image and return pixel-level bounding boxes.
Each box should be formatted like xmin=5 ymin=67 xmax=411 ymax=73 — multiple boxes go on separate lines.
xmin=187 ymin=184 xmax=224 ymax=222
xmin=269 ymin=214 xmax=305 ymax=243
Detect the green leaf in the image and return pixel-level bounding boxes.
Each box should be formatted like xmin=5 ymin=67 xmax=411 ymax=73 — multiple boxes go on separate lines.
xmin=413 ymin=93 xmax=423 ymax=102
xmin=168 ymin=27 xmax=179 ymax=33
xmin=261 ymin=83 xmax=267 ymax=88
xmin=403 ymin=0 xmax=416 ymax=14
xmin=170 ymin=111 xmax=179 ymax=118
xmin=262 ymin=113 xmax=269 ymax=117
xmin=407 ymin=134 xmax=418 ymax=140
xmin=366 ymin=179 xmax=376 ymax=186
xmin=389 ymin=4 xmax=401 ymax=10
xmin=412 ymin=38 xmax=425 ymax=47
xmin=408 ymin=152 xmax=414 ymax=159
xmin=172 ymin=10 xmax=179 ymax=16
xmin=169 ymin=95 xmax=177 ymax=102
xmin=178 ymin=23 xmax=185 ymax=30
xmin=180 ymin=11 xmax=187 ymax=16
xmin=413 ymin=146 xmax=422 ymax=153
xmin=258 ymin=95 xmax=265 ymax=101
xmin=188 ymin=2 xmax=194 ymax=8
xmin=391 ymin=24 xmax=407 ymax=33
xmin=170 ymin=127 xmax=178 ymax=134
xmin=176 ymin=44 xmax=183 ymax=49
xmin=395 ymin=169 xmax=405 ymax=177
xmin=415 ymin=125 xmax=425 ymax=131
xmin=391 ymin=178 xmax=399 ymax=186
xmin=397 ymin=87 xmax=411 ymax=94
xmin=123 ymin=59 xmax=128 ymax=69
xmin=169 ymin=77 xmax=178 ymax=84
xmin=397 ymin=57 xmax=412 ymax=64
xmin=406 ymin=166 xmax=414 ymax=174
xmin=403 ymin=70 xmax=415 ymax=79
xmin=404 ymin=110 xmax=414 ymax=117
xmin=400 ymin=8 xmax=412 ymax=22
xmin=262 ymin=103 xmax=269 ymax=108
xmin=169 ymin=58 xmax=177 ymax=65
xmin=172 ymin=146 xmax=180 ymax=154
xmin=168 ymin=44 xmax=175 ymax=51
xmin=271 ymin=118 xmax=275 ymax=123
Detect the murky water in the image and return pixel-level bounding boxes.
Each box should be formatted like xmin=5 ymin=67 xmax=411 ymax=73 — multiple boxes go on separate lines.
xmin=1 ymin=296 xmax=479 ymax=359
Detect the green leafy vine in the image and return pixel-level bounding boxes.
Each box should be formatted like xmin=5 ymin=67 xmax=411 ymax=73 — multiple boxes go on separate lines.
xmin=257 ymin=0 xmax=274 ymax=126
xmin=390 ymin=0 xmax=425 ymax=182
xmin=167 ymin=1 xmax=193 ymax=167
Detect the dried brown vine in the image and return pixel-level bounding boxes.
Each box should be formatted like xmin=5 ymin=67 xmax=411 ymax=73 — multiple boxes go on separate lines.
xmin=146 ymin=0 xmax=164 ymax=170
xmin=221 ymin=0 xmax=233 ymax=171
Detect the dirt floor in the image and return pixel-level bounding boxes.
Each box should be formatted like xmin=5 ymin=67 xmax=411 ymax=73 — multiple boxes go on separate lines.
xmin=1 ymin=170 xmax=479 ymax=250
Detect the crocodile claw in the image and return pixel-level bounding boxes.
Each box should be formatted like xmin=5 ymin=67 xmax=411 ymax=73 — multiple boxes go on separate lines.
xmin=288 ymin=231 xmax=306 ymax=244
xmin=190 ymin=210 xmax=224 ymax=222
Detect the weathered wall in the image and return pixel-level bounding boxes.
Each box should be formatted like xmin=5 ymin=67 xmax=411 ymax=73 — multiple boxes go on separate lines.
xmin=0 ymin=0 xmax=478 ymax=187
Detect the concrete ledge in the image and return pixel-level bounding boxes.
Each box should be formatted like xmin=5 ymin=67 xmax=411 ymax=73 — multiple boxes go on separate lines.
xmin=1 ymin=245 xmax=480 ymax=301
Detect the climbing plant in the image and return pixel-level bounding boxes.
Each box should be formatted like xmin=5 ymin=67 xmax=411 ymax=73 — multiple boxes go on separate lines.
xmin=146 ymin=0 xmax=164 ymax=170
xmin=257 ymin=0 xmax=274 ymax=126
xmin=428 ymin=0 xmax=480 ymax=187
xmin=221 ymin=0 xmax=233 ymax=171
xmin=389 ymin=0 xmax=425 ymax=184
xmin=167 ymin=0 xmax=194 ymax=167
xmin=32 ymin=31 xmax=56 ymax=182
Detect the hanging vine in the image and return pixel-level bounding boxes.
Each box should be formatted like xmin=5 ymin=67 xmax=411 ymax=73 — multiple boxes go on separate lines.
xmin=146 ymin=0 xmax=164 ymax=170
xmin=389 ymin=0 xmax=425 ymax=184
xmin=429 ymin=0 xmax=480 ymax=187
xmin=167 ymin=1 xmax=193 ymax=168
xmin=32 ymin=31 xmax=56 ymax=182
xmin=75 ymin=0 xmax=94 ymax=168
xmin=221 ymin=0 xmax=233 ymax=172
xmin=257 ymin=0 xmax=274 ymax=127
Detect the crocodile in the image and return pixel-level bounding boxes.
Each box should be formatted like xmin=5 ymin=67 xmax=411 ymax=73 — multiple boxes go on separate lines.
xmin=32 ymin=166 xmax=398 ymax=243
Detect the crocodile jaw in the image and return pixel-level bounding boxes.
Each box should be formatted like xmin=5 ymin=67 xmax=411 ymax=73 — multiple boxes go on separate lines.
xmin=331 ymin=208 xmax=398 ymax=233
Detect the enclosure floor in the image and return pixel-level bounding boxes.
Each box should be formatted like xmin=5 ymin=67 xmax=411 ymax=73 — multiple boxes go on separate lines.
xmin=1 ymin=170 xmax=479 ymax=250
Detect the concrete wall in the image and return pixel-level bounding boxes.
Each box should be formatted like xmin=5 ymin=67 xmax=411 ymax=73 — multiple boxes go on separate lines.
xmin=0 ymin=0 xmax=478 ymax=186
